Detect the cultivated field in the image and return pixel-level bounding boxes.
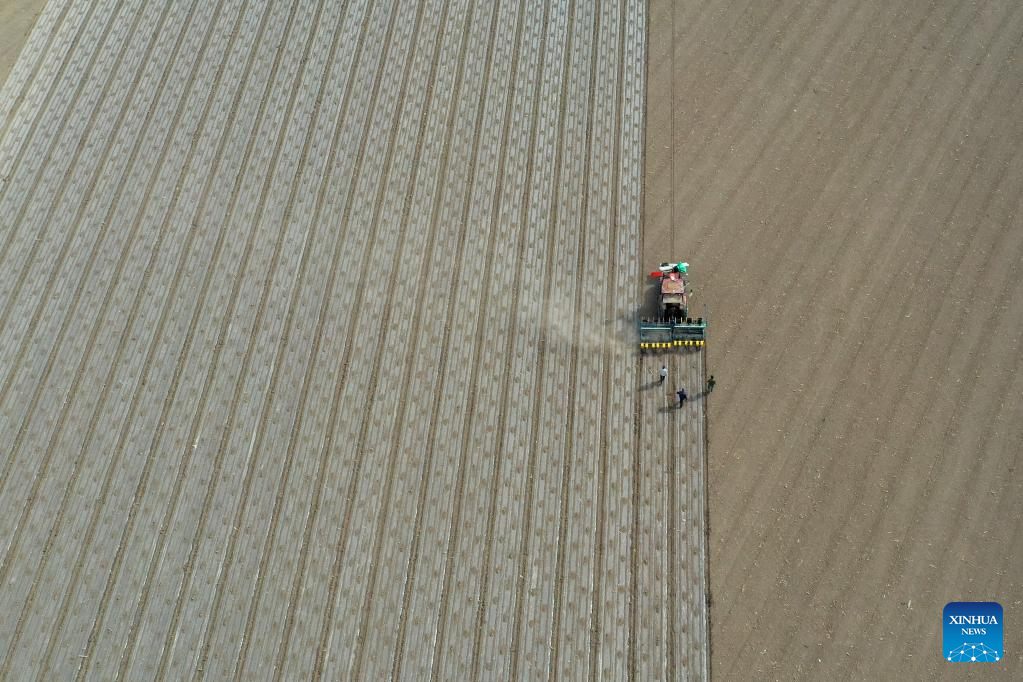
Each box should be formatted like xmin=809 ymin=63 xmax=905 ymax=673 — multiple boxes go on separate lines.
xmin=645 ymin=0 xmax=1023 ymax=679
xmin=0 ymin=0 xmax=710 ymax=680
xmin=6 ymin=0 xmax=1021 ymax=680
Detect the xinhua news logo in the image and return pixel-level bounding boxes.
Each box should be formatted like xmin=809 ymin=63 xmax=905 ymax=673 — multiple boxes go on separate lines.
xmin=943 ymin=601 xmax=1002 ymax=663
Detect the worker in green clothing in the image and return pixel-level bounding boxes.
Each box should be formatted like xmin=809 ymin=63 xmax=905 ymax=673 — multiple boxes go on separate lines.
xmin=707 ymin=375 xmax=716 ymax=393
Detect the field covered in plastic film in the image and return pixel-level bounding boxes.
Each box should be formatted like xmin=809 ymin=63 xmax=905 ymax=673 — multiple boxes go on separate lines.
xmin=0 ymin=1 xmax=709 ymax=679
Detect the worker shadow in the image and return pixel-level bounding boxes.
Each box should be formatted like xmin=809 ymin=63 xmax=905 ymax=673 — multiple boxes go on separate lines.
xmin=641 ymin=379 xmax=664 ymax=391
xmin=658 ymin=404 xmax=684 ymax=413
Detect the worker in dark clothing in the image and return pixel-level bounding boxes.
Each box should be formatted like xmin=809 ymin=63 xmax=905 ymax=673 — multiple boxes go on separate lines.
xmin=707 ymin=375 xmax=716 ymax=393
xmin=659 ymin=365 xmax=667 ymax=384
xmin=677 ymin=388 xmax=687 ymax=407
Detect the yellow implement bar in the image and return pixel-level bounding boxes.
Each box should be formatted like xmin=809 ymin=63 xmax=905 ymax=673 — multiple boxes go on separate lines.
xmin=639 ymin=340 xmax=705 ymax=350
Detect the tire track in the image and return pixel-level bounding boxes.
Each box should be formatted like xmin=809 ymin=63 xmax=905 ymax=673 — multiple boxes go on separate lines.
xmin=668 ymin=0 xmax=674 ymax=258
xmin=387 ymin=1 xmax=501 ymax=677
xmin=425 ymin=0 xmax=526 ymax=676
xmin=0 ymin=0 xmax=216 ymax=662
xmin=662 ymin=12 xmax=682 ymax=671
xmin=629 ymin=366 xmax=642 ymax=681
xmin=676 ymin=351 xmax=694 ymax=678
xmin=691 ymin=347 xmax=709 ymax=678
xmin=629 ymin=132 xmax=640 ymax=682
xmin=667 ymin=361 xmax=680 ymax=681
xmin=468 ymin=0 xmax=553 ymax=676
xmin=0 ymin=0 xmax=182 ymax=585
xmin=589 ymin=1 xmax=627 ymax=677
xmin=698 ymin=346 xmax=711 ymax=680
xmin=74 ymin=0 xmax=310 ymax=676
xmin=31 ymin=0 xmax=257 ymax=674
xmin=626 ymin=0 xmax=646 ymax=675
xmin=116 ymin=1 xmax=340 ymax=678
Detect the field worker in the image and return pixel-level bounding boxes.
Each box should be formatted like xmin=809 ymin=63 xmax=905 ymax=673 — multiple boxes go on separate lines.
xmin=659 ymin=365 xmax=668 ymax=384
xmin=674 ymin=261 xmax=689 ymax=275
xmin=707 ymin=375 xmax=716 ymax=393
xmin=677 ymin=388 xmax=688 ymax=407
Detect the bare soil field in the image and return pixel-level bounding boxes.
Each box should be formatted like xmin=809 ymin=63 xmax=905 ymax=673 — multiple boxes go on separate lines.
xmin=0 ymin=1 xmax=710 ymax=679
xmin=645 ymin=0 xmax=1023 ymax=679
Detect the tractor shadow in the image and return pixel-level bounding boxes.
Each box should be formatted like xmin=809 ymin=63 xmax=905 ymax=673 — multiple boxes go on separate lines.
xmin=613 ymin=279 xmax=662 ymax=352
xmin=637 ymin=277 xmax=661 ymax=320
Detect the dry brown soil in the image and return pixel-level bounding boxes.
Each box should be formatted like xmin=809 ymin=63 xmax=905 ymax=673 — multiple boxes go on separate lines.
xmin=645 ymin=0 xmax=1023 ymax=679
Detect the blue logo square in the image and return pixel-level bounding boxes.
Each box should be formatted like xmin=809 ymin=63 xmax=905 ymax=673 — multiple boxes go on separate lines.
xmin=943 ymin=601 xmax=1002 ymax=662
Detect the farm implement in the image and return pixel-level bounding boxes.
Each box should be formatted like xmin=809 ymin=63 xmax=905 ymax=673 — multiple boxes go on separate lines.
xmin=638 ymin=261 xmax=707 ymax=351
